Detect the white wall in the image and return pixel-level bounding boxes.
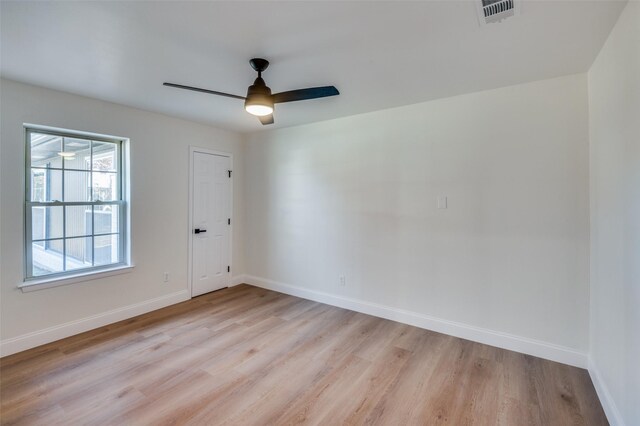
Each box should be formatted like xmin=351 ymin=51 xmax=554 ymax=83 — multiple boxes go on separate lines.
xmin=588 ymin=1 xmax=640 ymax=425
xmin=0 ymin=79 xmax=245 ymax=352
xmin=244 ymin=74 xmax=591 ymax=365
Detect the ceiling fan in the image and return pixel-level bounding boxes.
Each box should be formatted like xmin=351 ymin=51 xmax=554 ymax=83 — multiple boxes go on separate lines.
xmin=163 ymin=58 xmax=339 ymax=125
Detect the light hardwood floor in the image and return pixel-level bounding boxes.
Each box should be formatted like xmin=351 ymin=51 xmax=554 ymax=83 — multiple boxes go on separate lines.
xmin=1 ymin=284 xmax=607 ymax=425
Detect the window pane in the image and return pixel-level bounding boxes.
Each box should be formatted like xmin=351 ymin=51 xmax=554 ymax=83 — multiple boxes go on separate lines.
xmin=65 ymin=205 xmax=92 ymax=238
xmin=92 ymin=141 xmax=118 ymax=172
xmin=32 ymin=240 xmax=64 ymax=276
xmin=30 ymin=133 xmax=62 ymax=168
xmin=62 ymin=137 xmax=91 ymax=170
xmin=92 ymin=172 xmax=118 ymax=201
xmin=32 ymin=206 xmax=63 ymax=240
xmin=94 ymin=204 xmax=119 ymax=234
xmin=64 ymin=170 xmax=91 ymax=202
xmin=30 ymin=168 xmax=62 ymax=202
xmin=66 ymin=237 xmax=92 ymax=271
xmin=94 ymin=234 xmax=119 ymax=266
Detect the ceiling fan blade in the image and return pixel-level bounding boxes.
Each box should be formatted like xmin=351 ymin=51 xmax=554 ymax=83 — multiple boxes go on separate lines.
xmin=258 ymin=114 xmax=274 ymax=125
xmin=272 ymin=86 xmax=339 ymax=104
xmin=163 ymin=82 xmax=245 ymax=100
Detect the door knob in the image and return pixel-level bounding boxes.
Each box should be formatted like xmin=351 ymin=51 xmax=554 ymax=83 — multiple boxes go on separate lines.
xmin=194 ymin=228 xmax=207 ymax=234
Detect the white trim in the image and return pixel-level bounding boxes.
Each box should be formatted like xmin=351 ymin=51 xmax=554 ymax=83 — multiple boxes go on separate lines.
xmin=187 ymin=146 xmax=234 ymax=298
xmin=23 ymin=123 xmax=129 ymax=143
xmin=19 ymin=264 xmax=135 ymax=292
xmin=230 ymin=274 xmax=247 ymax=287
xmin=0 ymin=290 xmax=190 ymax=357
xmin=588 ymin=357 xmax=625 ymax=426
xmin=243 ymin=275 xmax=588 ymax=368
xmin=122 ymin=137 xmax=132 ymax=267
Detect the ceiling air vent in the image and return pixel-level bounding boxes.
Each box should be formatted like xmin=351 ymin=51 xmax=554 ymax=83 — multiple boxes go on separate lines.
xmin=477 ymin=0 xmax=519 ymax=25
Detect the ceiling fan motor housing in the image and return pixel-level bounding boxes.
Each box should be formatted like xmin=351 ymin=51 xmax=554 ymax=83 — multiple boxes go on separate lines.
xmin=245 ymin=77 xmax=273 ymax=111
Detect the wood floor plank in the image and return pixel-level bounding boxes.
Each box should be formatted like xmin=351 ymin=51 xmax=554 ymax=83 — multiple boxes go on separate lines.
xmin=266 ymin=353 xmax=373 ymax=426
xmin=0 ymin=284 xmax=608 ymax=425
xmin=324 ymin=345 xmax=412 ymax=425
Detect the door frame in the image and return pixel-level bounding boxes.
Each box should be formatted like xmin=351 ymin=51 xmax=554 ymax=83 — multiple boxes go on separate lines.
xmin=188 ymin=146 xmax=233 ymax=298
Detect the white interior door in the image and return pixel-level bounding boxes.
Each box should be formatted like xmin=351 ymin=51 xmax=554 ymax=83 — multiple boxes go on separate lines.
xmin=191 ymin=151 xmax=231 ymax=297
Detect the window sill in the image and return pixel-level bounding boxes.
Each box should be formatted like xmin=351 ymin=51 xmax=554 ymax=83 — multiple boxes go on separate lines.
xmin=19 ymin=265 xmax=135 ymax=293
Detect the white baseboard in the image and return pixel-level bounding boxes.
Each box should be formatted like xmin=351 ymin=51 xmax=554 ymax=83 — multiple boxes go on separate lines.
xmin=243 ymin=275 xmax=587 ymax=368
xmin=0 ymin=290 xmax=190 ymax=357
xmin=588 ymin=357 xmax=625 ymax=426
xmin=230 ymin=274 xmax=247 ymax=287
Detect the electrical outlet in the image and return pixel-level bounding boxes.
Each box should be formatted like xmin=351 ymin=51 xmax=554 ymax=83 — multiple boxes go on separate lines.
xmin=163 ymin=272 xmax=169 ymax=283
xmin=339 ymin=275 xmax=346 ymax=287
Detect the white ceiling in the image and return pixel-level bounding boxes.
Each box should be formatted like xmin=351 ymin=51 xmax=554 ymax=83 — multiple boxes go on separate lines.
xmin=0 ymin=1 xmax=627 ymax=133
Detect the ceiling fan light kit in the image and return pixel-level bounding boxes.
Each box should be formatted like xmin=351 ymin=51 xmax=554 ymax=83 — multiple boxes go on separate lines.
xmin=244 ymin=60 xmax=274 ymax=116
xmin=245 ymin=103 xmax=273 ymax=117
xmin=164 ymin=58 xmax=339 ymax=125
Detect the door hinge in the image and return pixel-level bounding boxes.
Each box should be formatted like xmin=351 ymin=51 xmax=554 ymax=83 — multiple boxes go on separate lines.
xmin=227 ymin=265 xmax=230 ymax=273
xmin=228 ymin=218 xmax=231 ymax=225
xmin=228 ymin=170 xmax=232 ymax=178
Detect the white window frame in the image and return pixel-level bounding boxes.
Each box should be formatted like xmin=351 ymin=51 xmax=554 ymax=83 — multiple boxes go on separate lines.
xmin=22 ymin=124 xmax=131 ymax=290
